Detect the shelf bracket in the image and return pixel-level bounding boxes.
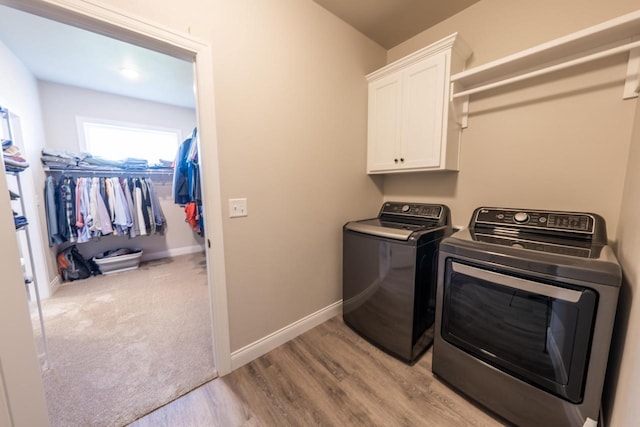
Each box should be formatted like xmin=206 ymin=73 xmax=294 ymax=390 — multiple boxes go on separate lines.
xmin=447 ymin=10 xmax=640 ymax=128
xmin=623 ymin=43 xmax=640 ymax=99
xmin=450 ymin=82 xmax=469 ymax=129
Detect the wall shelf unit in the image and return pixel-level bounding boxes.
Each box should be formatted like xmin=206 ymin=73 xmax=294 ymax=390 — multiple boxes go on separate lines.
xmin=2 ymin=107 xmax=50 ymax=371
xmin=8 ymin=171 xmax=50 ymax=370
xmin=451 ymin=9 xmax=640 ymax=128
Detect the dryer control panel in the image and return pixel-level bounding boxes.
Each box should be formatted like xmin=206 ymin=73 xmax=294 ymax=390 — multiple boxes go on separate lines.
xmin=381 ymin=202 xmax=443 ymax=220
xmin=473 ymin=208 xmax=597 ymax=235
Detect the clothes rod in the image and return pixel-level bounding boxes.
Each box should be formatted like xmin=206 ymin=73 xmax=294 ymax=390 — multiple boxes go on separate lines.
xmin=452 ymin=39 xmax=640 ymax=99
xmin=44 ymin=167 xmax=174 ymax=175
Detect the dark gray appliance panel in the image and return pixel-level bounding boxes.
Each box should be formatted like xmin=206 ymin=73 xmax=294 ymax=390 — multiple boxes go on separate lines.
xmin=343 ymin=231 xmax=439 ymax=363
xmin=441 ymin=259 xmax=597 ymax=403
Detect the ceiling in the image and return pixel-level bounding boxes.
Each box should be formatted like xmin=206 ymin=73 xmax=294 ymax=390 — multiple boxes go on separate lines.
xmin=0 ymin=2 xmax=479 ymax=108
xmin=313 ymin=0 xmax=481 ymax=49
xmin=0 ymin=5 xmax=196 ymax=109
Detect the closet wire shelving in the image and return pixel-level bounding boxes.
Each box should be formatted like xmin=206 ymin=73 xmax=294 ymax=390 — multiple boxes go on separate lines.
xmin=43 ymin=166 xmax=175 ymax=185
xmin=2 ymin=108 xmax=50 ymax=371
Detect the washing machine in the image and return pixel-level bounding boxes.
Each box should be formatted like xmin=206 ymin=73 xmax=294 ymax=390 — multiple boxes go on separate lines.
xmin=343 ymin=201 xmax=452 ymax=364
xmin=433 ymin=207 xmax=621 ymax=427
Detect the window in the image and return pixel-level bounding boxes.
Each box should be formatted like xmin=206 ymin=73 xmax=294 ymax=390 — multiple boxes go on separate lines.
xmin=77 ymin=118 xmax=182 ymax=165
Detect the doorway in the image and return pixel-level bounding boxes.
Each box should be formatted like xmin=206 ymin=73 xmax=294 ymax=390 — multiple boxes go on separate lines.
xmin=0 ymin=1 xmax=230 ymax=425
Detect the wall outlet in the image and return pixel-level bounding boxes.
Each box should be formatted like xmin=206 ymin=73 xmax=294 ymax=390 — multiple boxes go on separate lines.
xmin=229 ymin=198 xmax=248 ymax=218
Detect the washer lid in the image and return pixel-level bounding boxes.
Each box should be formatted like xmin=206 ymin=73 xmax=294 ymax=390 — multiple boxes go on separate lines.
xmin=345 ymin=219 xmax=425 ymax=241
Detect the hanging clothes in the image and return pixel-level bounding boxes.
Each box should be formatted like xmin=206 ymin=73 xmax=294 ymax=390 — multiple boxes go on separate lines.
xmin=122 ymin=178 xmax=139 ymax=238
xmin=110 ymin=177 xmax=133 ymax=235
xmin=146 ymin=180 xmax=166 ymax=235
xmin=172 ymin=127 xmax=204 ymax=236
xmin=184 ymin=202 xmax=201 ymax=234
xmin=44 ymin=174 xmax=166 ymax=245
xmin=45 ymin=176 xmax=64 ymax=246
xmin=56 ymin=177 xmax=77 ymax=243
xmin=76 ymin=177 xmax=92 ymax=243
xmin=172 ymin=130 xmax=194 ymax=205
xmin=133 ymin=179 xmax=147 ymax=236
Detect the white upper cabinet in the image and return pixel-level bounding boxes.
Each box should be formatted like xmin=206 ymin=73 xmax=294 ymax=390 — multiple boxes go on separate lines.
xmin=367 ymin=33 xmax=471 ymax=174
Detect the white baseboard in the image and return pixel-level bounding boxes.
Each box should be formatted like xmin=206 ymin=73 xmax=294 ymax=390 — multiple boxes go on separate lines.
xmin=230 ymin=300 xmax=343 ymax=371
xmin=141 ymin=245 xmax=205 ymax=262
xmin=49 ymin=275 xmax=62 ymax=296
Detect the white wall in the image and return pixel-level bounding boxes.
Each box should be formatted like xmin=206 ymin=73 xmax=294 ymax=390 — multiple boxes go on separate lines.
xmin=0 ymin=39 xmax=50 ymax=427
xmin=38 ymin=81 xmax=204 ymax=262
xmin=0 ymin=42 xmax=52 ymax=299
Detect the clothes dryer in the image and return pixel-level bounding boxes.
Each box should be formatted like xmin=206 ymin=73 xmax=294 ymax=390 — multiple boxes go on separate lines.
xmin=433 ymin=207 xmax=621 ymax=427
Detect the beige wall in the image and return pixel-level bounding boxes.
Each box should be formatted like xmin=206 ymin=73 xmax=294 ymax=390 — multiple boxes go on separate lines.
xmin=0 ymin=0 xmax=385 ymax=420
xmin=383 ymin=1 xmax=640 ymax=425
xmin=38 ymin=81 xmax=204 ymax=263
xmin=209 ymin=0 xmax=385 ymax=350
xmin=384 ymin=0 xmax=638 ymax=238
xmin=608 ymin=100 xmax=640 ymax=426
xmin=88 ymin=0 xmax=386 ymax=350
xmin=8 ymin=0 xmax=639 ymax=424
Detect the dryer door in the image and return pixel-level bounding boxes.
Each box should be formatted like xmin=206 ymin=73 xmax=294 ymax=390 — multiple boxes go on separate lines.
xmin=441 ymin=259 xmax=597 ymax=403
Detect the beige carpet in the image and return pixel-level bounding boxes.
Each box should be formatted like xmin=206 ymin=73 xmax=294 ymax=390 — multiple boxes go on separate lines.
xmin=33 ymin=253 xmax=216 ymax=427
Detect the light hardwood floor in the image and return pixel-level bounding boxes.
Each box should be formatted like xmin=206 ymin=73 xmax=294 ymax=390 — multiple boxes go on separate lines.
xmin=129 ymin=316 xmax=507 ymax=426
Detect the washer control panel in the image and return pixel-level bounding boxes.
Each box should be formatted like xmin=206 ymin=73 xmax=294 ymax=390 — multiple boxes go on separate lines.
xmin=381 ymin=202 xmax=443 ymax=220
xmin=474 ymin=208 xmax=595 ymax=234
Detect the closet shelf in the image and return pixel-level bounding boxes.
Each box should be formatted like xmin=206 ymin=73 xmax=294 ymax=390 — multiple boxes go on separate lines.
xmin=451 ymin=9 xmax=640 ymax=128
xmin=44 ymin=166 xmax=175 ymax=184
xmin=44 ymin=166 xmax=174 ymax=175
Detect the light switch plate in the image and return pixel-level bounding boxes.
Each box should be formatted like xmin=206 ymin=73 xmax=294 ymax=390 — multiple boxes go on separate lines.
xmin=229 ymin=198 xmax=248 ymax=218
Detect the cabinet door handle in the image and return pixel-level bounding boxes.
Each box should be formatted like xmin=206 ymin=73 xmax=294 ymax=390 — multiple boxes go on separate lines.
xmin=400 ymin=158 xmax=405 ymax=162
xmin=394 ymin=158 xmax=399 ymax=163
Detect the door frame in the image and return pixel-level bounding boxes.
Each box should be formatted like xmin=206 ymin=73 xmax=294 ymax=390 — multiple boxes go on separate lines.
xmin=0 ymin=0 xmax=231 ymax=422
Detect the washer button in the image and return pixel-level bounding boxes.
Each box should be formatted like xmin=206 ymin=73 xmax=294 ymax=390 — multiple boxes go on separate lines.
xmin=514 ymin=212 xmax=530 ymax=223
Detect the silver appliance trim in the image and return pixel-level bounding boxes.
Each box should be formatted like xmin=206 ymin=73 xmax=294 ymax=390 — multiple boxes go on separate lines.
xmin=345 ymin=222 xmax=412 ymax=241
xmin=473 ymin=232 xmax=593 ymax=257
xmin=451 ymin=262 xmax=582 ymax=303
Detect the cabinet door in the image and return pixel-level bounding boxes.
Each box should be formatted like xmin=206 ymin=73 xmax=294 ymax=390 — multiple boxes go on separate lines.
xmin=400 ymin=52 xmax=447 ymax=170
xmin=367 ymin=73 xmax=402 ymax=173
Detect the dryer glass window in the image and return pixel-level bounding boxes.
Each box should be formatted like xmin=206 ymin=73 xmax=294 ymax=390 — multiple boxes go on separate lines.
xmin=440 ymin=259 xmax=597 ymax=403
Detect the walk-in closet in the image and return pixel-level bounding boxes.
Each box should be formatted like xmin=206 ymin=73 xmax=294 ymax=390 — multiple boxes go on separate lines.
xmin=0 ymin=5 xmax=216 ymax=426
